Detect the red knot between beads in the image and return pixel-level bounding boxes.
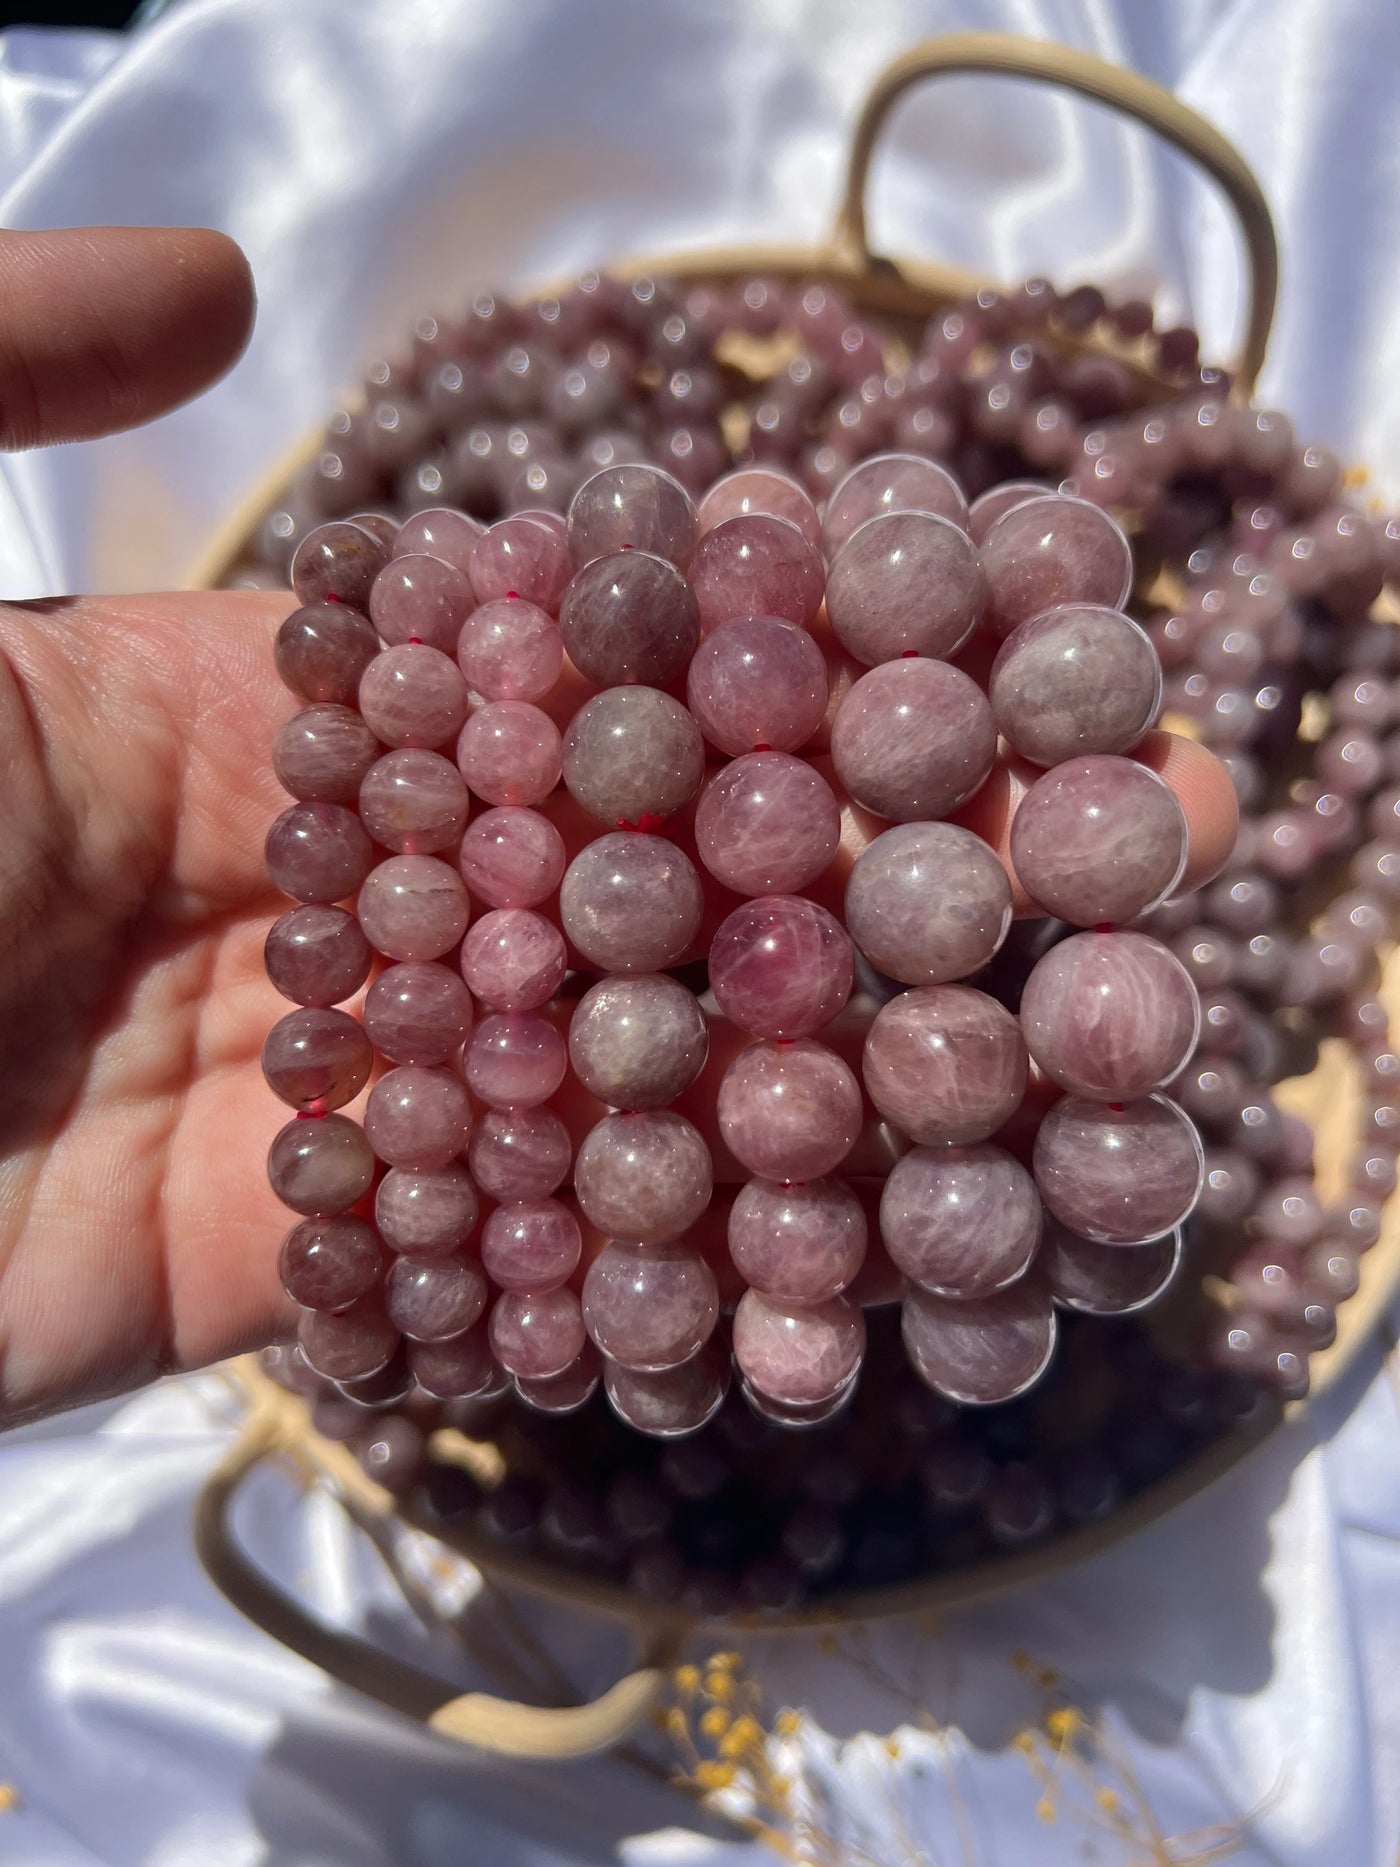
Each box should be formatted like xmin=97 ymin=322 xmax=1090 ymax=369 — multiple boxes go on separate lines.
xmin=1095 ymin=923 xmax=1115 ymax=934
xmin=752 ymin=743 xmax=772 ymax=754
xmin=614 ymin=813 xmax=668 ymax=834
xmin=296 ymin=1108 xmax=327 ymax=1120
xmin=1109 ymin=1103 xmax=1125 ymax=1113
xmin=505 ymin=590 xmax=520 ymax=600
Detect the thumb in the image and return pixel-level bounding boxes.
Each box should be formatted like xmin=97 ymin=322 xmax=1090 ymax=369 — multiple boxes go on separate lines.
xmin=0 ymin=224 xmax=255 ymax=450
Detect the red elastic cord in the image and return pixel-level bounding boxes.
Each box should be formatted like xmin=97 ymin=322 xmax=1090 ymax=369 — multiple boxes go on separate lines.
xmin=614 ymin=813 xmax=668 ymax=834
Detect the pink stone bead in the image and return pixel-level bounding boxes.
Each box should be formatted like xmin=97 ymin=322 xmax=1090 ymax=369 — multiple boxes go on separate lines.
xmin=265 ymin=904 xmax=371 ymax=1007
xmin=732 ymin=1289 xmax=866 ymax=1406
xmin=1009 ymin=755 xmax=1188 ymax=926
xmin=369 ymin=553 xmax=475 ymax=653
xmin=457 ymin=700 xmax=561 ymax=806
xmin=694 ymin=751 xmax=840 ymax=894
xmin=457 ymin=806 xmax=565 ymax=908
xmin=845 ymin=822 xmax=1011 ymax=985
xmin=821 ymin=452 xmax=970 ymax=556
xmin=708 ymin=896 xmax=853 ymax=1038
xmin=358 ymin=643 xmax=469 ymax=748
xmin=717 ymin=1039 xmax=862 ymax=1180
xmin=262 ymin=1007 xmax=372 ymax=1112
xmin=273 ymin=704 xmax=381 ymax=804
xmin=582 ymin=1241 xmax=719 ymax=1369
xmin=393 ymin=505 xmax=484 ymax=574
xmin=981 ymin=493 xmax=1133 ymax=639
xmin=603 ymin=1347 xmax=730 ymax=1437
xmin=299 ymin=1298 xmax=400 ymax=1383
xmin=967 ymin=480 xmax=1049 ymax=544
xmin=365 ymin=1065 xmax=473 ymax=1169
xmin=1041 ymin=1220 xmax=1181 ymax=1314
xmin=278 ymin=1215 xmax=382 ymax=1312
xmin=831 ymin=659 xmax=996 ymax=821
xmin=375 ymin=1162 xmax=480 ymax=1255
xmin=568 ymin=973 xmax=708 ymax=1108
xmin=559 ymin=832 xmax=703 ymax=971
xmin=698 ymin=465 xmax=822 ymax=550
xmin=566 ymin=462 xmax=698 ymax=567
xmin=901 ymin=1282 xmax=1056 ymax=1405
xmin=363 ymin=961 xmax=474 ymax=1064
xmin=481 ymin=1198 xmax=581 ymax=1292
xmin=469 ymin=515 xmax=572 ymax=610
xmin=276 ymin=602 xmax=380 ymax=705
xmin=456 ymin=597 xmax=563 ymax=702
xmin=268 ymin=1114 xmax=375 ymax=1215
xmin=1019 ymin=931 xmax=1200 ymax=1099
xmin=463 ymin=1012 xmax=567 ymax=1107
xmin=515 ymin=1344 xmax=602 ymax=1415
xmin=488 ymin=1287 xmax=587 ymax=1379
xmin=685 ymin=615 xmax=829 ymax=756
xmin=291 ymin=519 xmax=389 ymax=609
xmin=1033 ymin=1092 xmax=1204 ymax=1245
xmin=880 ymin=1143 xmax=1041 ymax=1296
xmin=562 ymin=685 xmax=704 ymax=826
xmin=863 ymin=985 xmax=1029 ymax=1145
xmin=266 ymin=803 xmax=373 ymax=904
xmin=358 ymin=749 xmax=468 ymax=853
xmin=574 ymin=1111 xmax=713 ymax=1242
xmin=728 ymin=1176 xmax=867 ymax=1303
xmin=688 ymin=514 xmax=824 ymax=635
xmin=558 ymin=550 xmax=700 ymax=686
xmin=410 ymin=1324 xmax=500 ymax=1399
xmin=468 ymin=1106 xmax=571 ymax=1200
xmin=357 ymin=855 xmax=470 ymax=961
xmin=989 ymin=604 xmax=1162 ymax=766
xmin=826 ymin=512 xmax=985 ymax=665
xmin=386 ymin=1253 xmax=488 ymax=1342
xmin=460 ymin=908 xmax=566 ymax=1010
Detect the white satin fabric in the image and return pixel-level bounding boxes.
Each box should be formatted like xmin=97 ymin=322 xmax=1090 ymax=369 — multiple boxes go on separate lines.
xmin=1 ymin=2 xmax=1399 ymax=1861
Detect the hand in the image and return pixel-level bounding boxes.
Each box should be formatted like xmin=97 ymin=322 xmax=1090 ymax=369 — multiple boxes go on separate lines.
xmin=0 ymin=227 xmax=1238 ymax=1427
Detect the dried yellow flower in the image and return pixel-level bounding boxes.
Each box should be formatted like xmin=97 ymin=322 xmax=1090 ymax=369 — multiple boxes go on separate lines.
xmin=704 ymin=1673 xmax=734 ymax=1701
xmin=1012 ymin=1730 xmax=1036 ymax=1754
xmin=1045 ymin=1707 xmax=1078 ymax=1742
xmin=1095 ymin=1787 xmax=1120 ymax=1813
xmin=720 ymin=1716 xmax=764 ymax=1758
xmin=674 ymin=1664 xmax=700 ymax=1694
xmin=665 ymin=1708 xmax=689 ymax=1739
xmin=1035 ymin=1797 xmax=1056 ymax=1823
xmin=883 ymin=1736 xmax=901 ymax=1759
xmin=775 ymin=1709 xmax=802 ymax=1736
xmin=695 ymin=1760 xmax=737 ymax=1791
xmin=700 ymin=1707 xmax=730 ymax=1739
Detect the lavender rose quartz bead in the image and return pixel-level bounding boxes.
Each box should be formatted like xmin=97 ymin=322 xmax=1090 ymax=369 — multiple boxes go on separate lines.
xmin=365 ymin=1066 xmax=473 ymax=1170
xmin=562 ymin=686 xmax=704 ymax=827
xmin=566 ymin=463 xmax=698 ymax=568
xmin=732 ymin=1290 xmax=866 ymax=1407
xmin=411 ymin=1325 xmax=500 ymax=1400
xmin=299 ymin=1299 xmax=400 ymax=1383
xmin=863 ymin=986 xmax=1028 ymax=1146
xmin=688 ymin=513 xmax=824 ymax=636
xmin=386 ymin=1254 xmax=488 ymax=1342
xmin=358 ymin=643 xmax=469 ymax=749
xmin=879 ymin=1144 xmax=1041 ymax=1297
xmin=558 ymin=551 xmax=700 ymax=687
xmin=458 ymin=806 xmax=565 ymax=908
xmin=559 ymin=833 xmax=703 ymax=972
xmin=604 ymin=1348 xmax=731 ymax=1437
xmin=821 ymin=452 xmax=970 ymax=556
xmin=981 ymin=494 xmax=1133 ymax=639
xmin=694 ymin=752 xmax=840 ymax=895
xmin=488 ymin=1288 xmax=587 ymax=1381
xmin=369 ymin=553 xmax=475 ymax=653
xmin=582 ymin=1241 xmax=719 ymax=1370
xmin=1009 ymin=756 xmax=1188 ymax=927
xmin=989 ymin=604 xmax=1162 ymax=766
xmin=574 ymin=1111 xmax=713 ymax=1243
xmin=266 ymin=803 xmax=372 ymax=904
xmin=1033 ymin=1093 xmax=1205 ymax=1245
xmin=265 ymin=905 xmax=371 ymax=1007
xmin=457 ymin=598 xmax=563 ymax=702
xmin=717 ymin=1040 xmax=862 ymax=1181
xmin=273 ymin=704 xmax=381 ymax=804
xmin=469 ymin=515 xmax=572 ymax=610
xmin=464 ymin=1013 xmax=568 ymax=1108
xmin=358 ymin=749 xmax=468 ymax=854
xmin=825 ymin=511 xmax=986 ymax=665
xmin=568 ymin=973 xmax=708 ymax=1108
xmin=357 ymin=855 xmax=470 ymax=962
xmin=468 ymin=1106 xmax=572 ymax=1201
xmin=1041 ymin=1221 xmax=1182 ymax=1315
xmin=728 ymin=1176 xmax=867 ymax=1304
xmin=481 ymin=1199 xmax=582 ymax=1293
xmin=845 ymin=823 xmax=1011 ymax=986
xmin=457 ymin=701 xmax=561 ymax=807
xmin=276 ymin=603 xmax=380 ymax=705
xmin=363 ymin=962 xmax=474 ymax=1065
xmin=291 ymin=520 xmax=388 ymax=609
xmin=697 ymin=466 xmax=822 ymax=550
xmin=831 ymin=659 xmax=997 ymax=822
xmin=708 ymin=896 xmax=853 ymax=1039
xmin=268 ymin=1114 xmax=375 ymax=1216
xmin=901 ymin=1282 xmax=1057 ymax=1405
xmin=261 ymin=1008 xmax=372 ymax=1113
xmin=460 ymin=909 xmax=566 ymax=1011
xmin=394 ymin=505 xmax=484 ymax=573
xmin=278 ymin=1216 xmax=382 ymax=1312
xmin=967 ymin=480 xmax=1048 ymax=544
xmin=685 ymin=615 xmax=829 ymax=756
xmin=375 ymin=1163 xmax=480 ymax=1255
xmin=1019 ymin=931 xmax=1200 ymax=1099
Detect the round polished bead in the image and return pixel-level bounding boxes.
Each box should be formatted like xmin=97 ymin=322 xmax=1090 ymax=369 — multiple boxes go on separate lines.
xmin=357 ymin=855 xmax=470 ymax=961
xmin=457 ymin=806 xmax=565 ymax=908
xmin=990 ymin=605 xmax=1161 ymax=766
xmin=265 ymin=905 xmax=372 ymax=1007
xmin=394 ymin=506 xmax=484 ymax=573
xmin=694 ymin=751 xmax=840 ymax=894
xmin=825 ymin=511 xmax=985 ymax=664
xmin=262 ymin=1007 xmax=372 ymax=1113
xmin=273 ymin=704 xmax=380 ymax=804
xmin=708 ymin=896 xmax=853 ymax=1038
xmin=456 ymin=701 xmax=561 ymax=806
xmin=410 ymin=1325 xmax=500 ymax=1400
xmin=456 ymin=597 xmax=563 ymax=702
xmin=266 ymin=802 xmax=373 ymax=904
xmin=562 ymin=685 xmax=704 ymax=827
xmin=481 ymin=1199 xmax=581 ymax=1293
xmin=733 ymin=1290 xmax=866 ymax=1407
xmin=268 ymin=1114 xmax=375 ymax=1215
xmin=568 ymin=973 xmax=708 ymax=1108
xmin=1033 ymin=1093 xmax=1204 ymax=1244
xmin=880 ymin=1143 xmax=1041 ymax=1296
xmin=276 ymin=602 xmax=381 ymax=705
xmin=463 ymin=1013 xmax=567 ymax=1108
xmin=967 ymin=480 xmax=1048 ymax=544
xmin=469 ymin=515 xmax=572 ymax=610
xmin=821 ymin=452 xmax=969 ymax=555
xmin=582 ymin=1241 xmax=719 ymax=1370
xmin=358 ymin=749 xmax=468 ymax=853
xmin=375 ymin=1163 xmax=480 ymax=1255
xmin=559 ymin=833 xmax=703 ymax=971
xmin=516 ymin=1348 xmax=602 ymax=1416
xmin=648 ymin=614 xmax=790 ymax=761
xmin=278 ymin=1216 xmax=382 ymax=1312
xmin=698 ymin=466 xmax=821 ymax=549
xmin=981 ymin=494 xmax=1133 ymax=638
xmin=299 ymin=1299 xmax=399 ymax=1384
xmin=845 ymin=822 xmax=1011 ymax=985
xmin=1010 ymin=756 xmax=1188 ymax=926
xmin=469 ymin=1106 xmax=571 ymax=1202
xmin=369 ymin=553 xmax=475 ymax=653
xmin=460 ymin=909 xmax=566 ymax=1011
xmin=831 ymin=659 xmax=996 ymax=821
xmin=566 ymin=463 xmax=697 ymax=567
xmin=558 ymin=550 xmax=700 ymax=686
xmin=688 ymin=513 xmax=824 ymax=635
xmin=386 ymin=1253 xmax=488 ymax=1342
xmin=728 ymin=1176 xmax=867 ymax=1304
xmin=365 ymin=1065 xmax=473 ymax=1169
xmin=863 ymin=986 xmax=1028 ymax=1145
xmin=291 ymin=520 xmax=388 ymax=609
xmin=358 ymin=643 xmax=469 ymax=748
xmin=717 ymin=1039 xmax=862 ymax=1180
xmin=1019 ymin=931 xmax=1200 ymax=1099
xmin=901 ymin=1282 xmax=1056 ymax=1405
xmin=363 ymin=962 xmax=474 ymax=1065
xmin=574 ymin=1110 xmax=713 ymax=1243
xmin=488 ymin=1288 xmax=587 ymax=1380
xmin=1040 ymin=1220 xmax=1180 ymax=1314
xmin=604 ymin=1346 xmax=730 ymax=1438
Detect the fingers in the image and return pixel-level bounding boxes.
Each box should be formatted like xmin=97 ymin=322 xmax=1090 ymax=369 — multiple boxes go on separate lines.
xmin=0 ymin=226 xmax=255 ymax=450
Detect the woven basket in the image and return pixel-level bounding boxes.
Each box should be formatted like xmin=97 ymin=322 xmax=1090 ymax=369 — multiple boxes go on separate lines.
xmin=193 ymin=33 xmax=1400 ymax=1760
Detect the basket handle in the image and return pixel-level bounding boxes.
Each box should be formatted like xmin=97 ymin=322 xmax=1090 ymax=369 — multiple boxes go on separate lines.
xmin=832 ymin=32 xmax=1279 ymax=394
xmin=193 ymin=1408 xmax=681 ymax=1759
